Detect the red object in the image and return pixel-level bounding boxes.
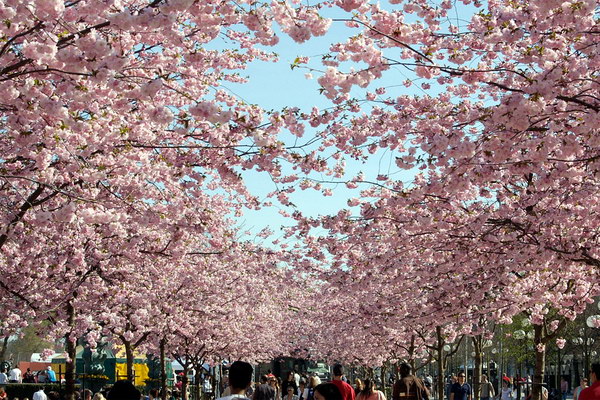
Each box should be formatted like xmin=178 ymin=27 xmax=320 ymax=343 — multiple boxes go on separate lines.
xmin=579 ymin=381 xmax=600 ymax=400
xmin=331 ymin=379 xmax=356 ymax=400
xmin=502 ymin=377 xmax=511 ymax=382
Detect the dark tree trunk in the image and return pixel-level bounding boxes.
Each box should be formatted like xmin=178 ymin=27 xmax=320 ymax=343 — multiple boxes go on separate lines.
xmin=182 ymin=365 xmax=190 ymax=400
xmin=437 ymin=327 xmax=447 ymax=400
xmin=194 ymin=367 xmax=203 ymax=400
xmin=0 ymin=336 xmax=9 ymax=362
xmin=65 ymin=301 xmax=77 ymax=400
xmin=161 ymin=339 xmax=168 ymax=400
xmin=472 ymin=336 xmax=483 ymax=400
xmin=532 ymin=325 xmax=546 ymax=400
xmin=124 ymin=340 xmax=135 ymax=382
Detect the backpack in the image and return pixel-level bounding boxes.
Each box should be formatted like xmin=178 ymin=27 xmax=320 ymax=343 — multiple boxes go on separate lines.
xmin=396 ymin=377 xmax=426 ymax=400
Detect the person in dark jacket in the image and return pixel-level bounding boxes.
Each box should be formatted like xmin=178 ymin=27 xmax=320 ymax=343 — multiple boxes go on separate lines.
xmin=255 ymin=375 xmax=276 ymax=400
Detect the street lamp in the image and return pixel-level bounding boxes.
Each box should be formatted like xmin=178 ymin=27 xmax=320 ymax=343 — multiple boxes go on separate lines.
xmin=514 ymin=330 xmax=526 ymax=340
xmin=586 ymin=315 xmax=600 ymax=328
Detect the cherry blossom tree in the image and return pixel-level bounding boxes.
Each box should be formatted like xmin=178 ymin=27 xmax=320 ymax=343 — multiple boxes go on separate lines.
xmin=282 ymin=0 xmax=598 ymax=395
xmin=1 ymin=2 xmax=598 ymax=400
xmin=0 ymin=1 xmax=331 ymax=394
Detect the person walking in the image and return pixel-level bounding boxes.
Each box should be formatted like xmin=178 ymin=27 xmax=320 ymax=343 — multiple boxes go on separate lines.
xmin=496 ymin=380 xmax=514 ymax=400
xmin=46 ymin=366 xmax=56 ymax=383
xmin=23 ymin=368 xmax=35 ymax=383
xmin=283 ymin=372 xmax=299 ymax=398
xmin=560 ymin=377 xmax=568 ymax=400
xmin=579 ymin=364 xmax=600 ymax=400
xmin=216 ymin=361 xmax=254 ymax=400
xmin=573 ymin=377 xmax=588 ymax=400
xmin=480 ymin=375 xmax=495 ymax=400
xmin=357 ymin=379 xmax=386 ymax=400
xmin=331 ymin=364 xmax=355 ymax=400
xmin=9 ymin=365 xmax=22 ymax=383
xmin=305 ymin=376 xmax=321 ymax=400
xmin=254 ymin=375 xmax=276 ymax=400
xmin=450 ymin=371 xmax=471 ymax=400
xmin=284 ymin=386 xmax=300 ymax=400
xmin=393 ymin=363 xmax=429 ymax=400
xmin=299 ymin=381 xmax=307 ymax=400
xmin=33 ymin=387 xmax=48 ymax=400
xmin=354 ymin=380 xmax=364 ymax=397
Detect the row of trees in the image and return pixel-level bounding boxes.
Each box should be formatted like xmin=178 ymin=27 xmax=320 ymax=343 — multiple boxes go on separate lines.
xmin=0 ymin=0 xmax=598 ymax=400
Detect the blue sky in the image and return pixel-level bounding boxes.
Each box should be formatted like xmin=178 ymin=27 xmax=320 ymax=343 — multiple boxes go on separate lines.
xmin=208 ymin=1 xmax=478 ymax=240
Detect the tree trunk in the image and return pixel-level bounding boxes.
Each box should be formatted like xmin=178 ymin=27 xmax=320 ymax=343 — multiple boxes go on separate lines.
xmin=409 ymin=335 xmax=417 ymax=372
xmin=472 ymin=336 xmax=483 ymax=400
xmin=65 ymin=301 xmax=77 ymax=400
xmin=194 ymin=367 xmax=203 ymax=400
xmin=182 ymin=365 xmax=190 ymax=400
xmin=437 ymin=327 xmax=446 ymax=400
xmin=124 ymin=340 xmax=135 ymax=382
xmin=161 ymin=339 xmax=167 ymax=400
xmin=0 ymin=336 xmax=9 ymax=362
xmin=532 ymin=325 xmax=546 ymax=400
xmin=556 ymin=347 xmax=561 ymax=389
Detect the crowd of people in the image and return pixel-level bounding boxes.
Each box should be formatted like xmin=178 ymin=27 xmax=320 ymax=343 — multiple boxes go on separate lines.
xmin=442 ymin=364 xmax=600 ymax=400
xmin=249 ymin=362 xmax=428 ymax=400
xmin=2 ymin=361 xmax=600 ymax=400
xmin=0 ymin=367 xmax=57 ymax=385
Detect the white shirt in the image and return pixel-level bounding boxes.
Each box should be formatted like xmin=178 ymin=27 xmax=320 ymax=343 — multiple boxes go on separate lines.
xmin=33 ymin=389 xmax=48 ymax=400
xmin=0 ymin=373 xmax=7 ymax=384
xmin=9 ymin=367 xmax=21 ymax=382
xmin=500 ymin=388 xmax=514 ymax=400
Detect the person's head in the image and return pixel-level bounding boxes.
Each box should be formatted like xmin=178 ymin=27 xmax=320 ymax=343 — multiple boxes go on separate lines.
xmin=261 ymin=375 xmax=269 ymax=384
xmin=47 ymin=366 xmax=52 ymax=371
xmin=354 ymin=379 xmax=363 ymax=390
xmin=481 ymin=374 xmax=488 ymax=383
xmin=229 ymin=361 xmax=253 ymax=391
xmin=287 ymin=386 xmax=296 ymax=397
xmin=288 ymin=371 xmax=295 ymax=381
xmin=457 ymin=371 xmax=466 ymax=384
xmin=362 ymin=379 xmax=375 ymax=395
xmin=269 ymin=377 xmax=277 ymax=387
xmin=108 ymin=380 xmax=142 ymax=400
xmin=309 ymin=376 xmax=321 ymax=388
xmin=399 ymin=363 xmax=411 ymax=378
xmin=590 ymin=364 xmax=600 ymax=384
xmin=314 ymin=383 xmax=342 ymax=400
xmin=332 ymin=364 xmax=343 ymax=378
xmin=83 ymin=389 xmax=93 ymax=399
xmin=150 ymin=388 xmax=159 ymax=398
xmin=581 ymin=377 xmax=589 ymax=387
xmin=47 ymin=391 xmax=60 ymax=400
xmin=92 ymin=393 xmax=106 ymax=400
xmin=300 ymin=381 xmax=306 ymax=390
